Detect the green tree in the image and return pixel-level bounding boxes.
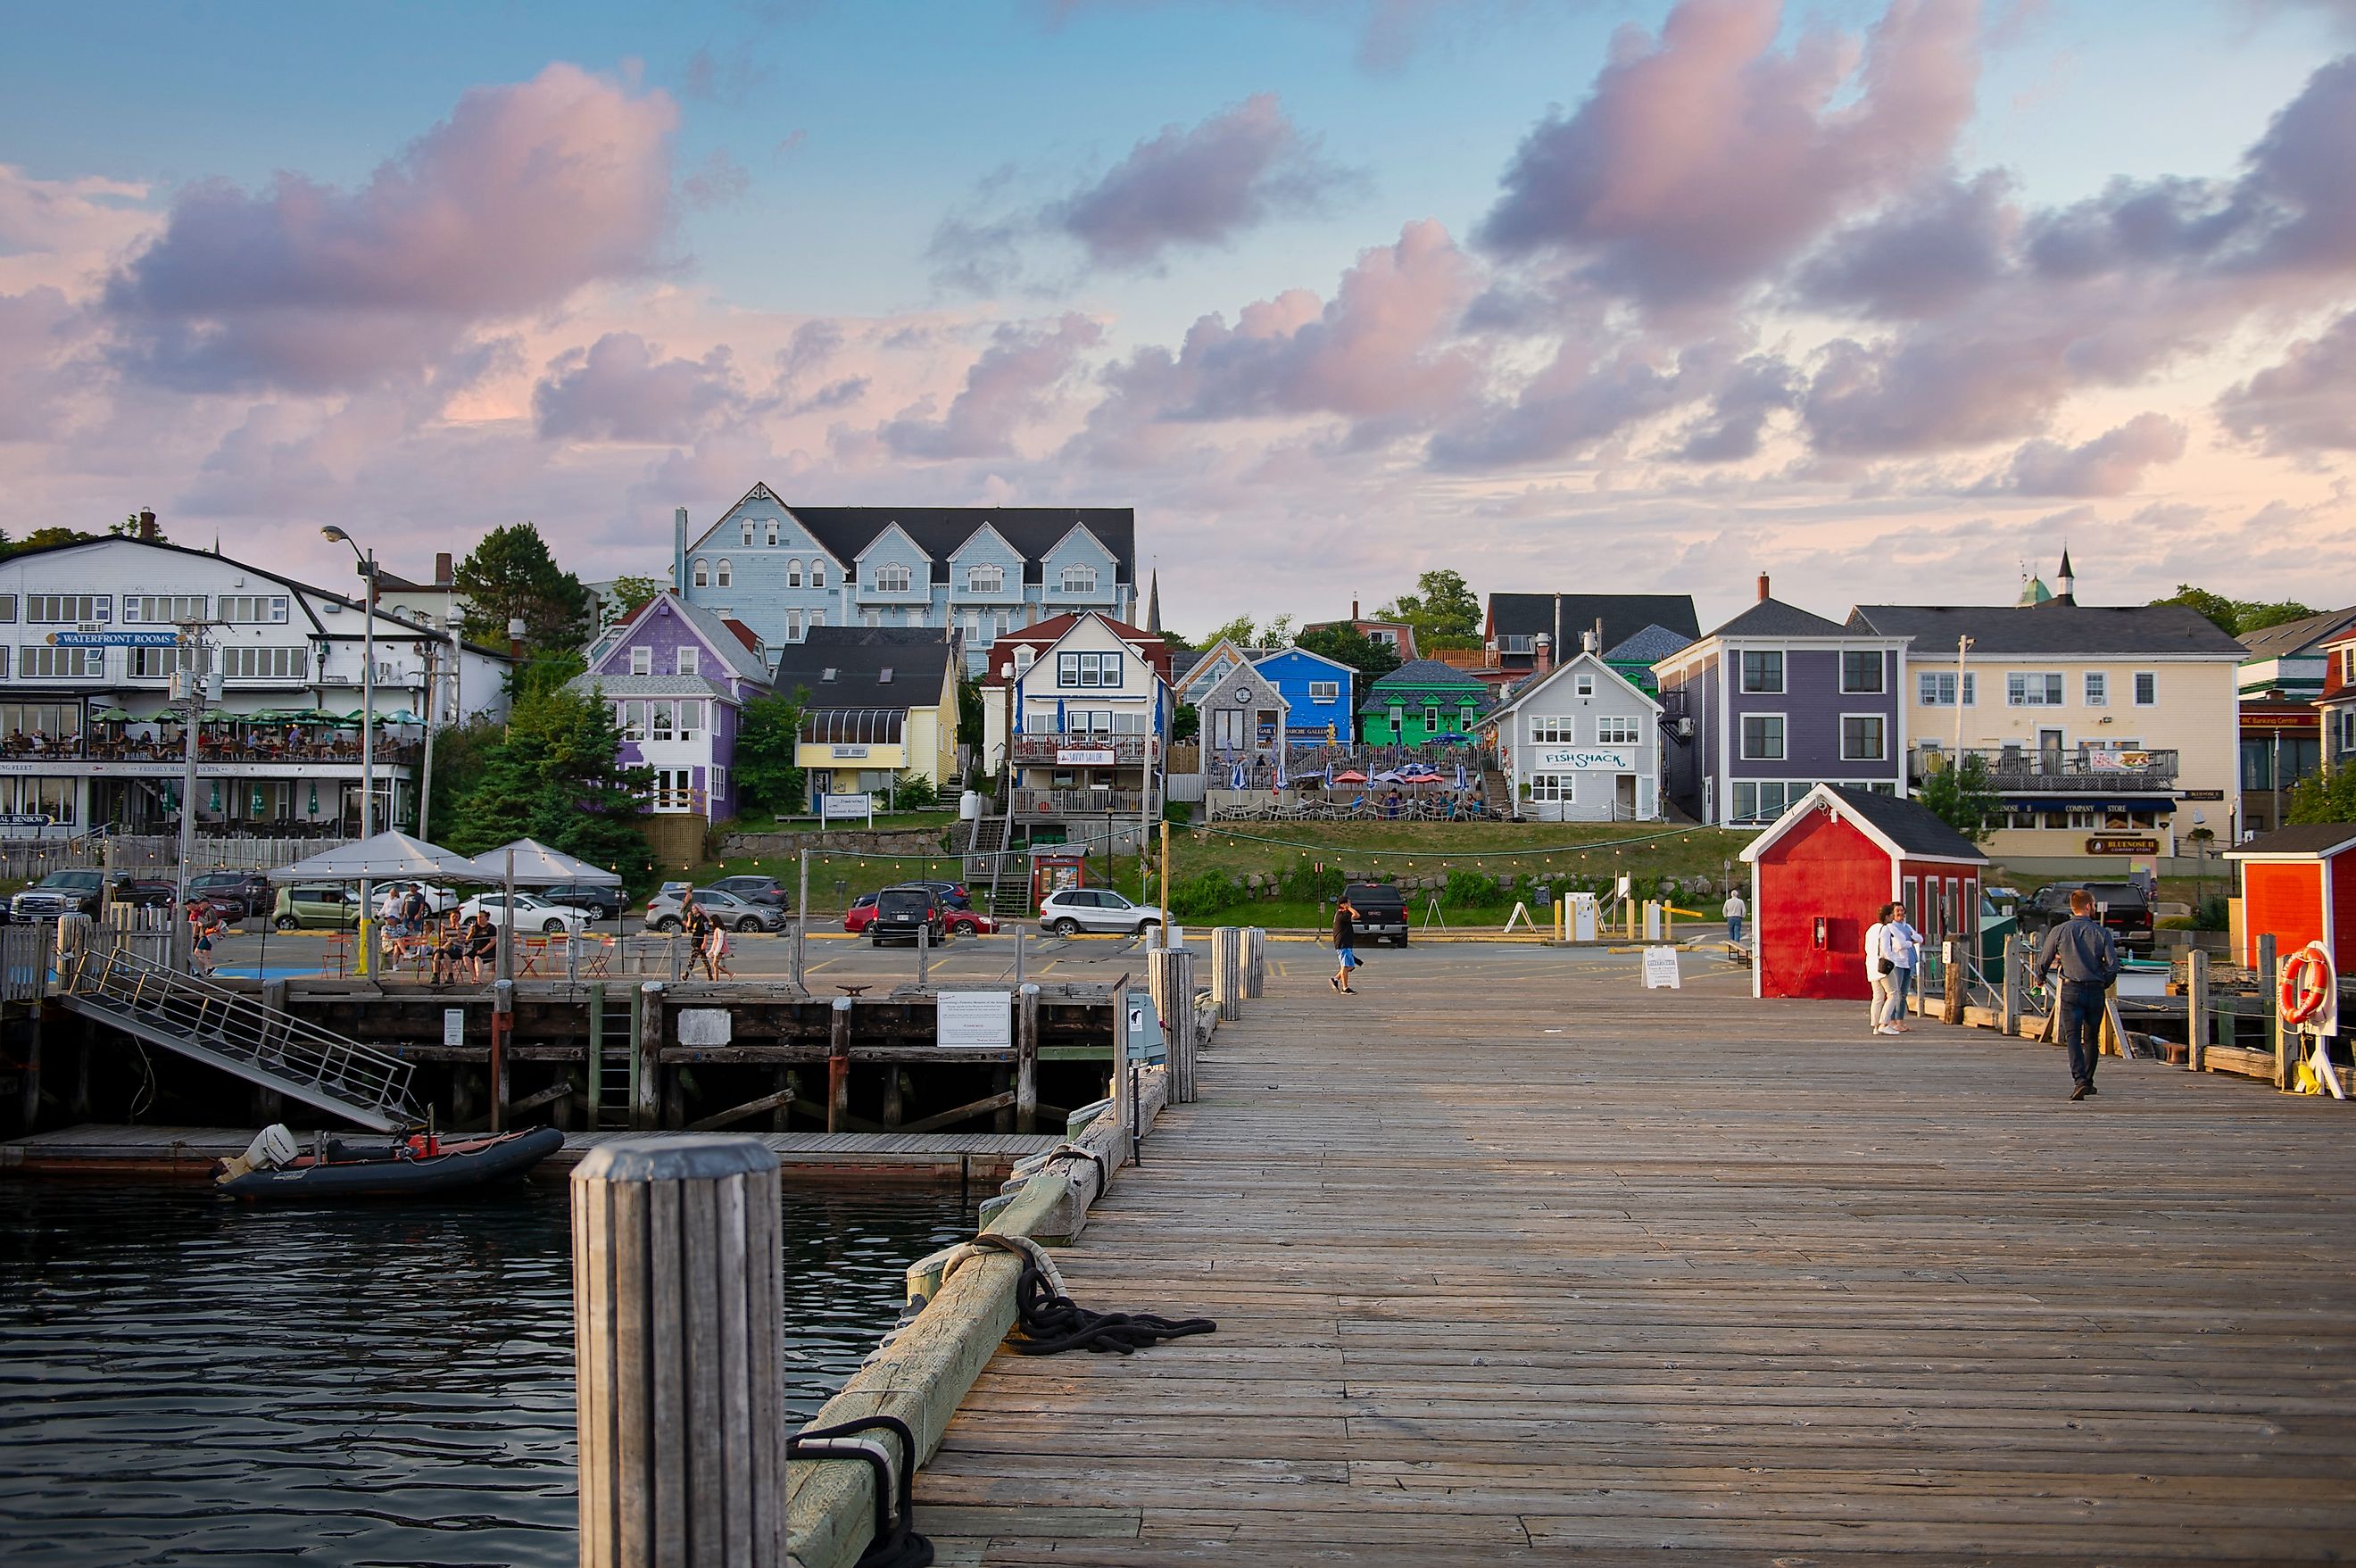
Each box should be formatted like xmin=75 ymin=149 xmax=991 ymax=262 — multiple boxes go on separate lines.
xmin=421 ymin=718 xmax=504 ymax=842
xmin=1379 ymin=569 xmax=1481 ymax=646
xmin=1200 ymin=614 xmax=1256 ymax=650
xmin=2150 ymin=585 xmax=2314 ymax=637
xmin=454 ymin=522 xmax=595 ymax=648
xmin=1917 ymin=754 xmax=2003 ymax=843
xmin=1171 ymin=701 xmax=1199 ymax=743
xmin=606 ymin=575 xmax=666 ymax=625
xmin=2286 ymin=767 xmax=2356 ymax=825
xmin=956 ymin=672 xmax=984 ymax=750
xmin=0 ymin=526 xmax=93 ymax=558
xmin=1296 ymin=623 xmax=1402 ymax=680
xmin=448 ymin=683 xmax=657 ymax=884
xmin=734 ymin=688 xmax=809 ymax=818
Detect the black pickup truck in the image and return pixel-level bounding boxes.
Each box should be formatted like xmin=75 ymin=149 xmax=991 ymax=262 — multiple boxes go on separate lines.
xmin=2015 ymin=880 xmax=2155 ymax=955
xmin=1341 ymin=883 xmax=1410 ymax=947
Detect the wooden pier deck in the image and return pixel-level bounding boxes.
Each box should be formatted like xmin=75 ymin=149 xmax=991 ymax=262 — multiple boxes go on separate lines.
xmin=915 ymin=946 xmax=2356 ymax=1563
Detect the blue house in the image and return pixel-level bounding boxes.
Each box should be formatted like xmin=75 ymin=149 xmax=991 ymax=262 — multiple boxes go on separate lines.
xmin=669 ymin=485 xmax=1137 ymax=676
xmin=1653 ymin=577 xmax=1909 ymax=827
xmin=1253 ymin=646 xmax=1356 ymax=747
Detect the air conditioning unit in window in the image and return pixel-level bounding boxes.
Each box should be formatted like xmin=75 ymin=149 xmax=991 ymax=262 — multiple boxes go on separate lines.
xmin=1675 ymin=717 xmax=1694 ymax=737
xmin=78 ymin=623 xmax=98 ymax=634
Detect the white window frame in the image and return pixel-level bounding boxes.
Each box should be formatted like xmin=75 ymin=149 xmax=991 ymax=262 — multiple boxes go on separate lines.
xmin=1839 ymin=711 xmax=1887 ymax=761
xmin=787 ymin=560 xmax=803 ymax=587
xmin=124 ymin=594 xmax=208 ymax=624
xmin=966 ymin=564 xmax=1003 ymax=594
xmin=19 ymin=645 xmax=101 ymax=678
xmin=1574 ymin=674 xmax=1595 ymax=697
xmin=1307 ymin=680 xmax=1339 ymax=703
xmin=2007 ymin=671 xmax=2065 ymax=707
xmin=1740 ymin=712 xmax=1787 ymax=761
xmin=677 ymin=701 xmax=702 ymax=741
xmin=874 ymin=563 xmax=913 ymax=593
xmin=1059 ymin=565 xmax=1099 ymax=594
xmin=810 ymin=561 xmax=825 ymax=587
xmin=716 ymin=559 xmax=732 ymax=588
xmin=1595 ymin=715 xmax=1640 ymax=744
xmin=1739 ymin=650 xmax=1784 ymax=694
xmin=630 ymin=645 xmax=652 ymax=676
xmin=692 ymin=559 xmax=709 ymax=588
xmin=2134 ymin=671 xmax=2157 ymax=707
xmin=1423 ymin=704 xmax=1440 ymax=731
xmin=2084 ymin=671 xmax=2107 ymax=708
xmin=676 ymin=646 xmax=700 ymax=676
xmin=1530 ymin=774 xmax=1574 ymax=803
xmin=220 ymin=645 xmax=307 ymax=681
xmin=1531 ymin=716 xmax=1574 ymax=744
xmin=785 ymin=610 xmax=804 ymax=643
xmin=1840 ymin=650 xmax=1885 ymax=694
xmin=766 ymin=521 xmax=779 ymax=546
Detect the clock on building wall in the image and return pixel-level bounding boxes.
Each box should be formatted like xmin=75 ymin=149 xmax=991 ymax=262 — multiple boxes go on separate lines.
xmin=1231 ymin=685 xmax=1251 ymax=703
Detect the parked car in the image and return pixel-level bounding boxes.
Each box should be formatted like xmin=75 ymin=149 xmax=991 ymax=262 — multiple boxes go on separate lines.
xmin=458 ymin=892 xmax=594 ymax=935
xmin=867 ymin=884 xmax=948 ymax=946
xmin=104 ymin=875 xmax=182 ymax=910
xmin=187 ymin=869 xmax=273 ymax=918
xmin=535 ymin=882 xmax=626 ymax=922
xmin=1340 ymin=883 xmax=1410 ymax=947
xmin=274 ymin=883 xmax=363 ymax=931
xmin=643 ymin=886 xmax=792 ymax=933
xmin=12 ymin=869 xmax=106 ymax=922
xmin=2014 ymin=880 xmax=2155 ymax=954
xmin=708 ymin=875 xmax=791 ymax=910
xmin=845 ymin=892 xmax=996 ymax=938
xmin=908 ymin=879 xmax=972 ymax=910
xmin=1036 ymin=887 xmax=1165 ymax=938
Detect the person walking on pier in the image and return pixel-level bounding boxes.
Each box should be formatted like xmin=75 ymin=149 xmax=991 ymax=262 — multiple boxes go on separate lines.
xmin=1331 ymin=892 xmax=1360 ymax=993
xmin=2034 ymin=888 xmax=2120 ymax=1100
xmin=1722 ymin=888 xmax=1746 ymax=945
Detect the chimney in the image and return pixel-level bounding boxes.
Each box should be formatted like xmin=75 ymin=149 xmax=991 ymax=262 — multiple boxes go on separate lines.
xmin=1533 ymin=633 xmax=1553 ymax=676
xmin=137 ymin=508 xmax=157 ymax=542
xmin=1582 ymin=627 xmax=1600 ymax=656
xmin=1351 ymin=598 xmax=1359 ymax=620
xmin=1757 ymin=572 xmax=1771 ymax=602
xmin=673 ymin=505 xmax=691 ymax=593
xmin=435 ymin=552 xmax=452 ymax=586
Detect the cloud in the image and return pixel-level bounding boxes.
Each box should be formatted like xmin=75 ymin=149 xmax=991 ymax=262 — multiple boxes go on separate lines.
xmin=1794 ymin=170 xmax=2015 ymax=319
xmin=1670 ymin=353 xmax=1801 ymax=461
xmin=1476 ymin=0 xmax=1978 ymax=307
xmin=1977 ymin=411 xmax=2188 ymax=495
xmin=1050 ymin=94 xmax=1352 ymax=268
xmin=682 ymin=150 xmax=751 ymax=210
xmin=102 ymin=63 xmax=677 ymax=393
xmin=2218 ymin=309 xmax=2356 ymax=452
xmin=535 ymin=333 xmax=742 ymax=443
xmin=1429 ymin=336 xmax=1730 ymax=469
xmin=1040 ymin=1 xmax=1536 ymax=72
xmin=880 ymin=313 xmax=1105 ymax=460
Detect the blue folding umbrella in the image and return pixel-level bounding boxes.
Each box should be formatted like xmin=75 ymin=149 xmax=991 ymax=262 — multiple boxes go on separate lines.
xmin=1232 ymin=759 xmax=1248 ymax=790
xmin=1056 ymin=696 xmax=1068 ymax=734
xmin=1456 ymin=762 xmax=1468 ymax=790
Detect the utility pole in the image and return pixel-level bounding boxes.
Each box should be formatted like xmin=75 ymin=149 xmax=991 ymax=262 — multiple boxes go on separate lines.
xmin=322 ymin=526 xmax=377 ymax=977
xmin=1954 ymin=635 xmax=1972 ymax=760
xmin=170 ymin=622 xmax=220 ymax=972
xmin=417 ymin=626 xmax=440 ymax=837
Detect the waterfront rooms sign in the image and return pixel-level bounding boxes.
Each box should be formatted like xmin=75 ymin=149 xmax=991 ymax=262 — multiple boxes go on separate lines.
xmin=1531 ymin=745 xmax=1637 ymax=772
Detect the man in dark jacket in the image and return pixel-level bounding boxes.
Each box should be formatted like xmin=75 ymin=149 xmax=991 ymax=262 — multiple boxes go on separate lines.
xmin=2034 ymin=889 xmax=2121 ymax=1100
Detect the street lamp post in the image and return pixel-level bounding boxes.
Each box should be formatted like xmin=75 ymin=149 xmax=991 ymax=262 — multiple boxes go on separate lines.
xmin=171 ymin=622 xmax=217 ymax=971
xmin=322 ymin=526 xmax=377 ymax=977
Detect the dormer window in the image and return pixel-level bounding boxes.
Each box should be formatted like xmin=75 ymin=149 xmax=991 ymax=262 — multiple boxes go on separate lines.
xmin=716 ymin=559 xmax=733 ymax=588
xmin=967 ymin=564 xmax=1003 ymax=593
xmin=787 ymin=560 xmax=803 ymax=587
xmin=1060 ymin=565 xmax=1098 ymax=594
xmin=692 ymin=559 xmax=709 ymax=588
xmin=875 ymin=563 xmax=912 ymax=593
xmin=1014 ymin=645 xmax=1036 ymax=671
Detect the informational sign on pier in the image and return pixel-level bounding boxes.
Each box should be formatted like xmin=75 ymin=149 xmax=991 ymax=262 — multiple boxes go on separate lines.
xmin=1641 ymin=946 xmax=1681 ymax=990
xmin=936 ymin=990 xmax=1013 ymax=1049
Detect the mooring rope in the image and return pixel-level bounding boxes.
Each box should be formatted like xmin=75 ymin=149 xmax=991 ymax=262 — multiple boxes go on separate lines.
xmin=968 ymin=1232 xmax=1216 ymax=1355
xmin=787 ymin=1413 xmax=933 ymax=1568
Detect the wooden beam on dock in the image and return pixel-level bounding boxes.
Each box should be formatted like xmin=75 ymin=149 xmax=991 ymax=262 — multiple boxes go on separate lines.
xmin=687 ymin=1089 xmax=797 ymax=1133
xmin=896 ymin=1090 xmax=1016 ymax=1136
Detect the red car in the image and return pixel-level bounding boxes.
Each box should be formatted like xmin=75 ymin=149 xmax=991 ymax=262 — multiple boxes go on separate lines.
xmin=842 ymin=893 xmax=996 ymax=936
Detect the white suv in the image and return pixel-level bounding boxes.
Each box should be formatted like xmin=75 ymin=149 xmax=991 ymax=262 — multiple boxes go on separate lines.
xmin=1038 ymin=887 xmax=1165 ymax=938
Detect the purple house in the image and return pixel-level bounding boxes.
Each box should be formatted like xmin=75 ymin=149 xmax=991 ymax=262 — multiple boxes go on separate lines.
xmin=1655 ymin=575 xmax=1909 ymax=826
xmin=571 ymin=592 xmax=771 ymax=822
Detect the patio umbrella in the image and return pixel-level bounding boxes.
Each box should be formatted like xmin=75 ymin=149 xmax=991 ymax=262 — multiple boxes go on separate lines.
xmin=89 ymin=706 xmax=133 ymax=723
xmin=1456 ymin=762 xmax=1469 ymax=790
xmin=1055 ymin=696 xmax=1068 ymax=734
xmin=1333 ymin=770 xmax=1368 ymax=784
xmin=201 ymin=708 xmax=233 ymax=723
xmin=1231 ymin=759 xmax=1248 ymax=790
xmin=1373 ymin=769 xmax=1403 ymax=784
xmin=385 ymin=709 xmax=422 ymax=726
xmin=458 ymin=837 xmax=622 ymax=885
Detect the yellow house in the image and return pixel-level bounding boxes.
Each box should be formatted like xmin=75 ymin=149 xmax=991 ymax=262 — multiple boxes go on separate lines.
xmin=771 ymin=626 xmax=959 ymax=809
xmin=1850 ymin=577 xmax=2245 ymax=866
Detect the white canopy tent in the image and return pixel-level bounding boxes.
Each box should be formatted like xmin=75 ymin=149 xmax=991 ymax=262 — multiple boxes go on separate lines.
xmin=458 ymin=838 xmax=624 ymax=886
xmin=267 ymin=830 xmax=480 ymax=884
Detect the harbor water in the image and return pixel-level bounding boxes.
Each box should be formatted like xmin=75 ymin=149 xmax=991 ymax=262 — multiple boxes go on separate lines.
xmin=0 ymin=1182 xmax=975 ymax=1565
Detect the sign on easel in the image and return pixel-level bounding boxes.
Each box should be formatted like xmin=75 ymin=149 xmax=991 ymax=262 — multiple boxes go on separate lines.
xmin=1502 ymin=901 xmax=1535 ymax=934
xmin=1422 ymin=895 xmax=1447 ymax=931
xmin=1642 ymin=946 xmax=1681 ymax=989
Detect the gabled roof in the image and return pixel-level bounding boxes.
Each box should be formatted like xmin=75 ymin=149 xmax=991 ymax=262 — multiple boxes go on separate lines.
xmin=694 ymin=493 xmax=1136 ymax=584
xmin=770 ymin=625 xmax=955 ymax=712
xmin=568 ymin=673 xmax=735 ymax=703
xmin=2240 ymin=608 xmax=2356 ymax=660
xmin=1371 ymin=659 xmax=1490 ymax=689
xmin=2224 ymin=823 xmax=2356 ymax=859
xmin=1846 ymin=602 xmax=2247 ymax=657
xmin=1178 ymin=638 xmax=1256 ymax=700
xmin=1253 ymin=644 xmax=1357 ymax=680
xmin=984 ymin=611 xmax=1171 ymax=682
xmin=597 ymin=592 xmax=770 ymax=685
xmin=1710 ymin=598 xmax=1854 ymax=639
xmin=1602 ymin=624 xmax=1694 ymax=666
xmin=1740 ymin=784 xmax=1987 ymax=867
xmin=1488 ymin=593 xmax=1701 ymax=650
xmin=1484 ymin=650 xmax=1662 ymax=721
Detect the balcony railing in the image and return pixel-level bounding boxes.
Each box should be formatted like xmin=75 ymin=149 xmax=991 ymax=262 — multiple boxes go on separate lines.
xmin=1912 ymin=744 xmax=2178 ymax=791
xmin=0 ymin=735 xmax=422 ymax=766
xmin=1008 ymin=734 xmax=1151 ymax=764
xmin=1009 ymin=788 xmax=1149 ymax=817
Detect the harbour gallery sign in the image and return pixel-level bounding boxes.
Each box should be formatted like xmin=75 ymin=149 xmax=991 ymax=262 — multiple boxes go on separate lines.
xmin=1530 ymin=745 xmax=1637 ymax=772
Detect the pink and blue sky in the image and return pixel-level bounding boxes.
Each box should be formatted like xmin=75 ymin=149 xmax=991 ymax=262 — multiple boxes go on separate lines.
xmin=3 ymin=0 xmax=2352 ymax=629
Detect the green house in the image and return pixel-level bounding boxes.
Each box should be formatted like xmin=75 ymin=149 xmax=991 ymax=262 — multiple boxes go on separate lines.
xmin=1360 ymin=660 xmax=1491 ymax=744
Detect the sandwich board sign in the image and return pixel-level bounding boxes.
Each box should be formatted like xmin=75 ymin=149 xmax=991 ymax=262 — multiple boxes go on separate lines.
xmin=1642 ymin=946 xmax=1681 ymax=990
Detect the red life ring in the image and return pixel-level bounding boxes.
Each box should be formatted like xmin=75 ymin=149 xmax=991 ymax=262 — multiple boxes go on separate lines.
xmin=2280 ymin=941 xmax=2335 ymax=1025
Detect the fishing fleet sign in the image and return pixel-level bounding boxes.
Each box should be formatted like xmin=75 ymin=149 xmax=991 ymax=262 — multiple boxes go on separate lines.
xmin=1530 ymin=745 xmax=1636 ymax=772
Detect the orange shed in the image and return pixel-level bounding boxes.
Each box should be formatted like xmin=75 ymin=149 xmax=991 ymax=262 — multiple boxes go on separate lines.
xmin=2224 ymin=823 xmax=2356 ymax=970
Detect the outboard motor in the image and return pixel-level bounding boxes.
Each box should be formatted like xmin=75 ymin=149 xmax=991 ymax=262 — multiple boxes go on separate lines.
xmin=215 ymin=1124 xmax=299 ymax=1184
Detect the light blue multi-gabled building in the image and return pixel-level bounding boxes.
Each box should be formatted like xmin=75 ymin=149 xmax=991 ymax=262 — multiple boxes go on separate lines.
xmin=670 ymin=485 xmax=1138 ymax=675
xmin=1251 ymin=646 xmax=1357 ymax=747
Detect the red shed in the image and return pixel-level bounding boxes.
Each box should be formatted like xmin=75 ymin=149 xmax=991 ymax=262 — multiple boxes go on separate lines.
xmin=1740 ymin=784 xmax=1990 ymax=1001
xmin=2224 ymin=823 xmax=2356 ymax=970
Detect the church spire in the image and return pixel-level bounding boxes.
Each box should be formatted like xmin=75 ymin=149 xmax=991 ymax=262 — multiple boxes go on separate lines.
xmin=2054 ymin=546 xmax=2077 ymax=607
xmin=1144 ymin=567 xmax=1162 ymax=635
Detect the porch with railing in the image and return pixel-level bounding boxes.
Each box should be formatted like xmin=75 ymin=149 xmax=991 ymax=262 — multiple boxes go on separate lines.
xmin=1912 ymin=743 xmax=2178 ymax=791
xmin=1008 ymin=788 xmax=1149 ymax=817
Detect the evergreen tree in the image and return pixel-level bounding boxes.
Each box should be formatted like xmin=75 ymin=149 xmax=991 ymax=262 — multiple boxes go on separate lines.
xmin=1918 ymin=754 xmax=2003 ymax=842
xmin=447 ymin=684 xmax=657 ymax=885
xmin=453 ymin=522 xmax=595 ymax=648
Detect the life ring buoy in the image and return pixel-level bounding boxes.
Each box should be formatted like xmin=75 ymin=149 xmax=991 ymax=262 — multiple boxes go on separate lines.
xmin=2280 ymin=941 xmax=2335 ymax=1025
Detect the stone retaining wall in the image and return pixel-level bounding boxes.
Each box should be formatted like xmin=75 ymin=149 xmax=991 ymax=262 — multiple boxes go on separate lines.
xmin=718 ymin=829 xmax=954 ymax=858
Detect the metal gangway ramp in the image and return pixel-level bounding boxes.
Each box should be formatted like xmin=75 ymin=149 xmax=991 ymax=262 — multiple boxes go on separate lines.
xmin=59 ymin=947 xmax=421 ymax=1132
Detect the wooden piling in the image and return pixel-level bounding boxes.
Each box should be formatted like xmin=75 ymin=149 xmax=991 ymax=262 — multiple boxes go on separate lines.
xmin=1016 ymin=983 xmax=1040 ymax=1133
xmin=18 ymin=1008 xmax=38 ymax=1131
xmin=635 ymin=982 xmax=665 ymax=1132
xmin=1213 ymin=927 xmax=1240 ymax=1022
xmin=572 ymin=1135 xmax=786 ymax=1568
xmin=491 ymin=979 xmax=514 ymax=1133
xmin=827 ymin=998 xmax=851 ymax=1133
xmin=1149 ymin=945 xmax=1198 ymax=1104
xmin=2186 ymin=947 xmax=2209 ymax=1073
xmin=2000 ymin=933 xmax=2021 ymax=1037
xmin=1245 ymin=927 xmax=1264 ymax=1000
xmin=587 ymin=982 xmax=606 ymax=1126
xmin=1941 ymin=940 xmax=1965 ymax=1025
xmin=2258 ymin=933 xmax=2281 ymax=1090
xmin=917 ymin=925 xmax=930 ymax=990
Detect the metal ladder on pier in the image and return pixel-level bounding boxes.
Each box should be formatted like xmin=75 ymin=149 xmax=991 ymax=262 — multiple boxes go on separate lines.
xmin=586 ymin=984 xmax=636 ymax=1130
xmin=58 ymin=946 xmax=422 ymax=1132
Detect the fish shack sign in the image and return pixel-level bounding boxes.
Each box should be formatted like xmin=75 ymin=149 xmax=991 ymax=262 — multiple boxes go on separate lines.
xmin=1530 ymin=746 xmax=1637 ymax=772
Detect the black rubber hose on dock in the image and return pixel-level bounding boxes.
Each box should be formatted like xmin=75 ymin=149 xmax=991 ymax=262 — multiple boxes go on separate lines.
xmin=975 ymin=1232 xmax=1217 ymax=1355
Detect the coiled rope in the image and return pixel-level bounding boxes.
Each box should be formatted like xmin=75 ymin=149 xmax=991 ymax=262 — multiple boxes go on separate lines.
xmin=969 ymin=1232 xmax=1216 ymax=1355
xmin=787 ymin=1413 xmax=932 ymax=1568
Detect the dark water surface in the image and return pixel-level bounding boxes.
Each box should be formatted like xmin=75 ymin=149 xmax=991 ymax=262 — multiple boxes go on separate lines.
xmin=0 ymin=1182 xmax=975 ymax=1566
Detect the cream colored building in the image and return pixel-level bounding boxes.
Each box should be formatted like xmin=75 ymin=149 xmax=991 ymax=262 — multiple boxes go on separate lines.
xmin=1848 ymin=587 xmax=2245 ymax=864
xmin=772 ymin=626 xmax=958 ymax=808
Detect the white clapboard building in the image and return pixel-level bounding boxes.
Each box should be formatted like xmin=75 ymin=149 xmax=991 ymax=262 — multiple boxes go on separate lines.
xmin=1482 ymin=638 xmax=1664 ymax=821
